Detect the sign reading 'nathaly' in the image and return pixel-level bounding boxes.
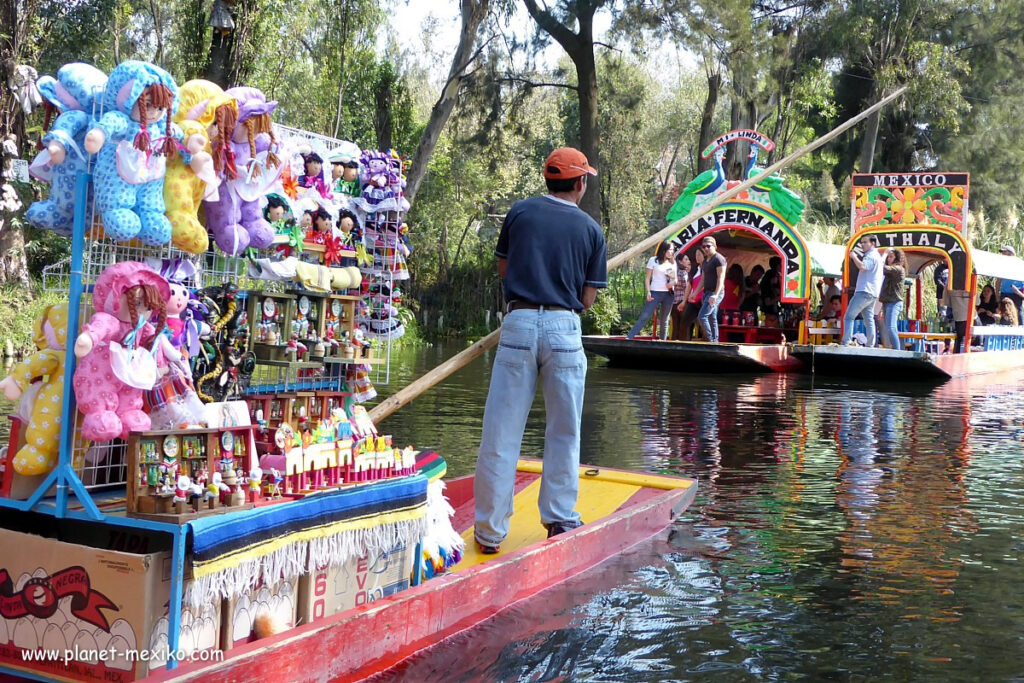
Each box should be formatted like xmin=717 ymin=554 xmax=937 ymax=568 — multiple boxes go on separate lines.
xmin=849 ymin=227 xmax=971 ymax=290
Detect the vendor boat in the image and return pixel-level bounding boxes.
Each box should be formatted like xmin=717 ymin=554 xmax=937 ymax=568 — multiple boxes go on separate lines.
xmin=148 ymin=460 xmax=696 ymax=682
xmin=583 ymin=335 xmax=803 ymax=373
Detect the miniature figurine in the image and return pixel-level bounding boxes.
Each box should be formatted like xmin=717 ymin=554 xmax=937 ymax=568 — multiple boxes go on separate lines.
xmin=173 ymin=475 xmax=191 ymax=504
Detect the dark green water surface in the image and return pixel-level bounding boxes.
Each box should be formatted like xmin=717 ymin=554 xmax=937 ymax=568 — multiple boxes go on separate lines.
xmin=374 ymin=344 xmax=1024 ymax=681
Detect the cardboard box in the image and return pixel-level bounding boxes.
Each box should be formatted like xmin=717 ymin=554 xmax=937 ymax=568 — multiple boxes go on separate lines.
xmin=298 ymin=541 xmax=414 ymax=624
xmin=0 ymin=528 xmax=219 ymax=682
xmin=222 ymin=576 xmax=299 ymax=651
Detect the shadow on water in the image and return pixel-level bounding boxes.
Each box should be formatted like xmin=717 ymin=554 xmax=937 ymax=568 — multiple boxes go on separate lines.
xmin=6 ymin=344 xmax=1024 ymax=680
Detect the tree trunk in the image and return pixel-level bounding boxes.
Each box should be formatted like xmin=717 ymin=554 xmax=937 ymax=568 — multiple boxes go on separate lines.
xmin=373 ymin=66 xmax=393 ymax=150
xmin=727 ymin=93 xmax=756 ymax=181
xmin=697 ymin=71 xmax=721 ymax=173
xmin=522 ymin=0 xmax=604 ymax=222
xmin=332 ymin=0 xmax=353 ymax=139
xmin=404 ymin=0 xmax=490 ymax=205
xmin=204 ymin=29 xmax=235 ymax=87
xmin=859 ymin=109 xmax=880 ymax=173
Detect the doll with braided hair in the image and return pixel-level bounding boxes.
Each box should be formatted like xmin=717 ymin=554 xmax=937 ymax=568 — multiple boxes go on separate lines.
xmin=82 ymin=61 xmax=185 ymax=246
xmin=73 ymin=262 xmax=171 ymax=441
xmin=164 ymin=80 xmax=238 ymax=254
xmin=203 ymin=86 xmax=283 ymax=255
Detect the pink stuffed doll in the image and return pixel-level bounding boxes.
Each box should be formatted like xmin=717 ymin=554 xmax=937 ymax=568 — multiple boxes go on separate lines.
xmin=203 ymin=86 xmax=281 ymax=255
xmin=73 ymin=261 xmax=169 ymax=441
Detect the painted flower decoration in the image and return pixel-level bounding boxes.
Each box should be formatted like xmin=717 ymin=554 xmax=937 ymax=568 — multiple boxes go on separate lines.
xmin=281 ymin=167 xmax=299 ymax=200
xmin=950 ymin=187 xmax=964 ymax=210
xmin=854 ymin=188 xmax=869 ymax=209
xmin=890 ymin=187 xmax=926 ymax=224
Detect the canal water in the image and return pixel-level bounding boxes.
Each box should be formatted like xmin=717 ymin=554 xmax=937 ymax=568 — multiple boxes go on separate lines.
xmin=4 ymin=346 xmax=1024 ymax=680
xmin=375 ymin=344 xmax=1024 ymax=681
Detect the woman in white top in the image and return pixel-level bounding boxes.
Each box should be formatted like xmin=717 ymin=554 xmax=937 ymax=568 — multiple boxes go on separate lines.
xmin=627 ymin=241 xmax=677 ymax=339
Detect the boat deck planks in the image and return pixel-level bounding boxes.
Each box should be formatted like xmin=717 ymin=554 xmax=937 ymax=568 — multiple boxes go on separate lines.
xmin=454 ymin=475 xmax=641 ymax=569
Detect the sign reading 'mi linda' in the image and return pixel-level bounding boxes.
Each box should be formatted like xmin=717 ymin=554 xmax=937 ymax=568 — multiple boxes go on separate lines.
xmin=701 ymin=129 xmax=776 ymax=159
xmin=848 ymin=172 xmax=972 ymax=290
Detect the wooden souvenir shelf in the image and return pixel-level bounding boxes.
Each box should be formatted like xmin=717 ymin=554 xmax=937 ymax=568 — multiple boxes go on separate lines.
xmin=248 ymin=291 xmax=296 ymax=360
xmin=125 ymin=426 xmax=257 ymax=523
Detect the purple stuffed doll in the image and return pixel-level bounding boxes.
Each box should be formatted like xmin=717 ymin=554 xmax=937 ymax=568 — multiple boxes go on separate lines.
xmin=203 ymin=86 xmax=282 ymax=254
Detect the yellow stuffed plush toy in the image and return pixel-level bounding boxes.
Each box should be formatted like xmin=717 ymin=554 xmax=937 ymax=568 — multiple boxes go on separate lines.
xmin=0 ymin=304 xmax=68 ymax=475
xmin=164 ymin=80 xmax=239 ymax=254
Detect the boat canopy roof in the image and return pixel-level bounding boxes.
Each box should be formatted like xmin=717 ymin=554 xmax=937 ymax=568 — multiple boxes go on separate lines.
xmin=969 ymin=249 xmax=1024 ymax=281
xmin=807 ymin=240 xmax=845 ymax=278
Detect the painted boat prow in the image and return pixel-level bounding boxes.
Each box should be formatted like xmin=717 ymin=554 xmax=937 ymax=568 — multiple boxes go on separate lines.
xmin=792 ymin=344 xmax=1024 ymax=380
xmin=149 ymin=461 xmax=696 ymax=682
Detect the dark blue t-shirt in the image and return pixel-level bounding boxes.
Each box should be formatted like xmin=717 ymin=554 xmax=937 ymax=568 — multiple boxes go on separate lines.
xmin=496 ymin=195 xmax=607 ymax=311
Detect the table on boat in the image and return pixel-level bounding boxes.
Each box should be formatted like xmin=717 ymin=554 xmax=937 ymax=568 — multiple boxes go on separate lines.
xmin=971 ymin=325 xmax=1024 ymax=350
xmin=719 ymin=325 xmax=797 ymax=344
xmin=898 ymin=331 xmax=956 ymax=353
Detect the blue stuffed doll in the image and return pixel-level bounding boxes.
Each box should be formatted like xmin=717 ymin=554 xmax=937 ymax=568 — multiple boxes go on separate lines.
xmin=81 ymin=60 xmax=182 ymax=246
xmin=25 ymin=63 xmax=107 ymax=236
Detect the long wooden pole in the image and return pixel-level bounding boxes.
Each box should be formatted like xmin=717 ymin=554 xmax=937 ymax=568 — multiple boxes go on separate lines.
xmin=369 ymin=86 xmax=908 ymax=423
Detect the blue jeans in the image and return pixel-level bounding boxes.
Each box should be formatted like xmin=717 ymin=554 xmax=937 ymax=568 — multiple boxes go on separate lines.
xmin=628 ymin=290 xmax=673 ymax=339
xmin=882 ymin=300 xmax=903 ymax=349
xmin=698 ymin=292 xmax=720 ymax=341
xmin=474 ymin=309 xmax=586 ymax=546
xmin=841 ymin=291 xmax=877 ymax=346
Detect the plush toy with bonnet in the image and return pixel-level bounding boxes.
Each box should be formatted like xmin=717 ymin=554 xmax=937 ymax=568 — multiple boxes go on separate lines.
xmin=73 ymin=261 xmax=169 ymax=441
xmin=0 ymin=304 xmax=68 ymax=475
xmin=203 ymin=86 xmax=281 ymax=254
xmin=164 ymin=79 xmax=238 ymax=254
xmin=83 ymin=60 xmax=184 ymax=245
xmin=25 ymin=63 xmax=107 ymax=235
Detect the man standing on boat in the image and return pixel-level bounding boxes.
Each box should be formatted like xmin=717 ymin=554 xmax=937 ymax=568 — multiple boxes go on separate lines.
xmin=473 ymin=147 xmax=607 ymax=554
xmin=697 ymin=236 xmax=727 ymax=342
xmin=840 ymin=235 xmax=884 ymax=346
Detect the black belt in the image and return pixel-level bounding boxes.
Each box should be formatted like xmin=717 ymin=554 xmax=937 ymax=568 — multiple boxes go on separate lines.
xmin=508 ymin=302 xmax=576 ymax=313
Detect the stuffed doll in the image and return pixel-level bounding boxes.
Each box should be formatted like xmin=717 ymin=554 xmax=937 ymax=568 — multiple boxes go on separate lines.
xmin=73 ymin=261 xmax=170 ymax=441
xmin=358 ymin=149 xmax=395 ymax=213
xmin=81 ymin=60 xmax=183 ymax=245
xmin=204 ymin=86 xmax=281 ymax=254
xmin=165 ymin=80 xmax=238 ymax=254
xmin=25 ymin=63 xmax=107 ymax=235
xmin=0 ymin=305 xmax=68 ymax=475
xmin=297 ymin=152 xmax=331 ymax=199
xmin=329 ymin=142 xmax=362 ymax=198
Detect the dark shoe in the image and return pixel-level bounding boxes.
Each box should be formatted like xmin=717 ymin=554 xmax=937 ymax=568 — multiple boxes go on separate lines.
xmin=477 ymin=539 xmax=500 ymax=554
xmin=545 ymin=520 xmax=583 ymax=539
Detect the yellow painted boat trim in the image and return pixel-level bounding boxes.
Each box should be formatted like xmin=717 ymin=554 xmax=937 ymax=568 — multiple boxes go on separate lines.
xmin=515 ymin=460 xmax=695 ymax=491
xmin=454 ymin=472 xmax=641 ymax=571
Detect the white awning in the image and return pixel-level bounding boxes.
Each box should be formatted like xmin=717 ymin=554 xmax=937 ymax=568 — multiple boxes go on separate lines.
xmin=807 ymin=240 xmax=846 ymax=277
xmin=971 ymin=249 xmax=1024 ymax=281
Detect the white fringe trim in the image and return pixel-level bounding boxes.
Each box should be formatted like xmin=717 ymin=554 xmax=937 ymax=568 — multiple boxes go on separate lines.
xmin=184 ymin=516 xmax=427 ymax=608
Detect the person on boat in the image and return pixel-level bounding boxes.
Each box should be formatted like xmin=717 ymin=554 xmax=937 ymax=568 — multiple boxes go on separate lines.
xmin=997 ymin=246 xmax=1024 ymax=322
xmin=816 ymin=276 xmax=841 ymax=308
xmin=474 ymin=146 xmax=606 ymax=555
xmin=945 ymin=288 xmax=972 ymax=353
xmin=739 ymin=264 xmax=764 ymax=322
xmin=674 ymin=249 xmax=704 ymax=340
xmin=879 ymin=247 xmax=908 ymax=350
xmin=721 ymin=263 xmax=744 ymax=318
xmin=670 ymin=252 xmax=691 ymax=339
xmin=934 ymin=261 xmax=949 ymax=320
xmin=840 ymin=235 xmax=884 ymax=347
xmin=697 ymin=236 xmax=727 ymax=342
xmin=977 ymin=284 xmax=999 ymax=325
xmin=815 ymin=294 xmax=842 ymax=322
xmin=759 ymin=266 xmax=782 ymax=324
xmin=997 ymin=297 xmax=1019 ymax=327
xmin=627 ymin=240 xmax=677 ymax=340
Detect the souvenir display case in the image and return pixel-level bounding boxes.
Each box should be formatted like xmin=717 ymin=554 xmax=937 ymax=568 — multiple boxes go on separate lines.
xmin=249 ymin=291 xmax=296 ymax=360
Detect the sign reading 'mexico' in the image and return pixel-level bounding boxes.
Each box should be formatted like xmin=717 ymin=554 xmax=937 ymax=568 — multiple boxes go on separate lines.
xmin=671 ymin=200 xmax=809 ymax=302
xmin=848 ymin=227 xmax=971 ymax=291
xmin=853 ymin=173 xmax=969 ymax=188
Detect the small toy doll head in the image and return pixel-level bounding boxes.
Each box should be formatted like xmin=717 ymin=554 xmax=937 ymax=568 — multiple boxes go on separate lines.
xmin=312 ymin=207 xmax=332 ymax=233
xmin=337 ymin=209 xmax=359 ymax=236
xmin=302 ymin=152 xmax=323 ymax=179
xmin=264 ymin=194 xmax=289 ymax=222
xmin=300 ymin=210 xmax=314 ymax=229
xmin=331 ymin=161 xmax=345 ymax=180
xmin=166 ymin=282 xmax=190 ymax=317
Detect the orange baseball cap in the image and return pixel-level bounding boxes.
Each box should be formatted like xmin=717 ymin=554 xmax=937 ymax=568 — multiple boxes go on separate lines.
xmin=543 ymin=147 xmax=597 ymax=179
